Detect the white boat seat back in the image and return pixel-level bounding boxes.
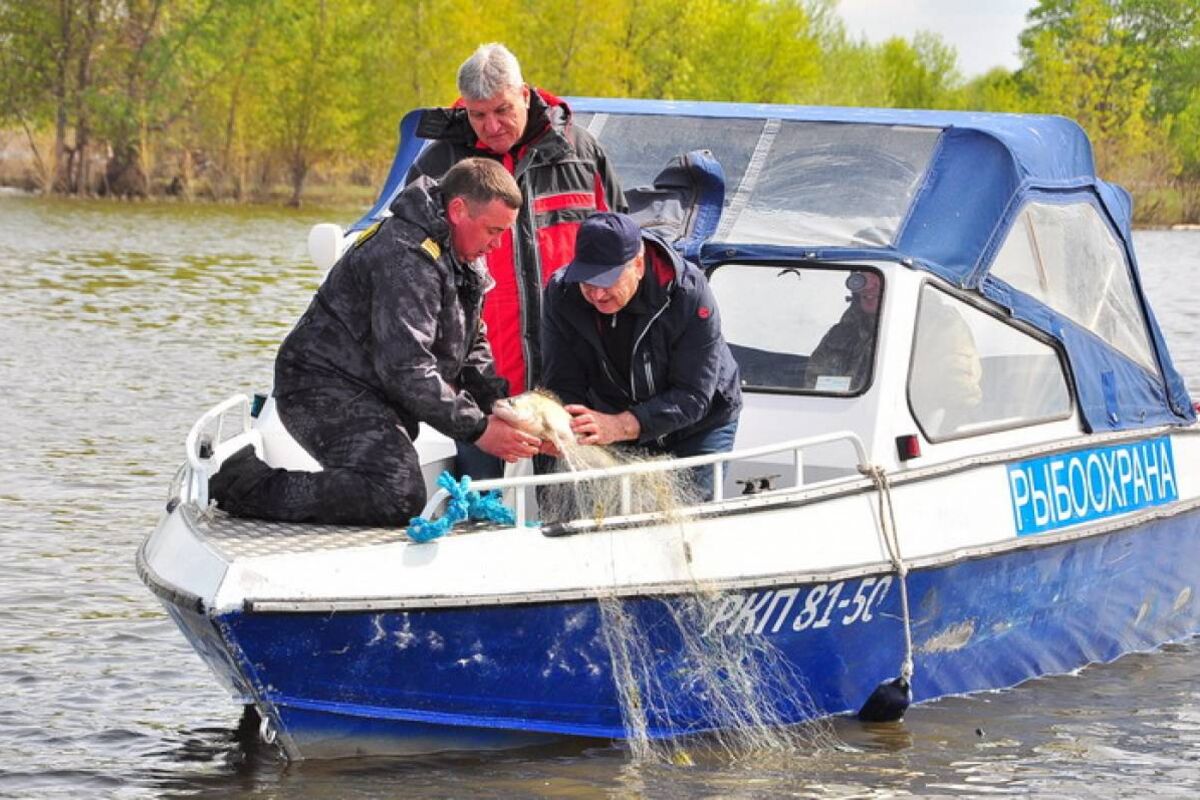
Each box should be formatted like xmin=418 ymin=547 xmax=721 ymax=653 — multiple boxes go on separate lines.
xmin=251 ymin=397 xmax=470 ymax=493
xmin=252 ymin=396 xmax=323 ymax=472
xmin=414 ymin=423 xmax=458 ymax=492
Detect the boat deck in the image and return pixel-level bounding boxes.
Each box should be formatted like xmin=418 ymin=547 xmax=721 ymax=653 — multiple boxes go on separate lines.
xmin=186 ymin=504 xmax=404 ymax=559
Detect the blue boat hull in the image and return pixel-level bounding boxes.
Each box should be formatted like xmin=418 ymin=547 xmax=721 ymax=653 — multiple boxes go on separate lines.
xmin=194 ymin=510 xmax=1200 ymax=756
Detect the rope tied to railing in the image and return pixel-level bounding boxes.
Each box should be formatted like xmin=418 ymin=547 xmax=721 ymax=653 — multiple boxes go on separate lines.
xmin=857 ymin=463 xmax=915 ymax=721
xmin=405 ymin=471 xmax=516 ymax=543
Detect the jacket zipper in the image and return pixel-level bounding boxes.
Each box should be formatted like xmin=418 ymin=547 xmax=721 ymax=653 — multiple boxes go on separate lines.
xmin=513 ymin=164 xmax=538 ymax=390
xmin=600 ymin=358 xmax=631 ymax=401
xmin=629 ymin=295 xmax=672 ymax=402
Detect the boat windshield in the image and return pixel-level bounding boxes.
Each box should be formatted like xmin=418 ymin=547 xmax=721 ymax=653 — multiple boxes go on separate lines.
xmin=708 ymin=263 xmax=883 ymax=395
xmin=576 ymin=113 xmax=941 ymax=248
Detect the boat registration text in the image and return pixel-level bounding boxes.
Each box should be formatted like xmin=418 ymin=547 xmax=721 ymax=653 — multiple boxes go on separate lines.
xmin=703 ymin=577 xmax=894 ymax=637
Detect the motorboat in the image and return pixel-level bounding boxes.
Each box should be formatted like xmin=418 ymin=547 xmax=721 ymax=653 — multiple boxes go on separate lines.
xmin=138 ymin=98 xmax=1200 ymax=759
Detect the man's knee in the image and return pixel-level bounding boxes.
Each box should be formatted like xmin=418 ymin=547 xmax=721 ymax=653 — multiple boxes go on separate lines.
xmin=379 ymin=475 xmax=427 ymax=525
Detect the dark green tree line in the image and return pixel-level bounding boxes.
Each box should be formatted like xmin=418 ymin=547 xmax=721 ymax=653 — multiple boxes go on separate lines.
xmin=0 ymin=0 xmax=1197 ymax=220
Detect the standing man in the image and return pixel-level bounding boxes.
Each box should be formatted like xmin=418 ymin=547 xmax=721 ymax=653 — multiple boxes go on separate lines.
xmin=407 ymin=43 xmax=625 ymax=478
xmin=209 ymin=158 xmax=542 ymax=526
xmin=540 ymin=213 xmax=742 ymax=499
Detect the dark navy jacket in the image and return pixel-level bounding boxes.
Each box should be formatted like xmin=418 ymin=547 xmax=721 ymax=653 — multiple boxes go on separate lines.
xmin=540 ymin=232 xmax=741 ymax=448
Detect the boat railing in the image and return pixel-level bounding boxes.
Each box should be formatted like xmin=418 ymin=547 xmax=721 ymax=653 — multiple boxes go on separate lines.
xmin=178 ymin=393 xmax=868 ymax=531
xmin=182 ymin=394 xmax=259 ymax=508
xmin=423 ymin=430 xmax=868 ymax=530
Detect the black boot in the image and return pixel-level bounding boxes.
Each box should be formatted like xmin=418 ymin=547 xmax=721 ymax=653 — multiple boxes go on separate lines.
xmin=208 ymin=444 xmax=273 ymax=512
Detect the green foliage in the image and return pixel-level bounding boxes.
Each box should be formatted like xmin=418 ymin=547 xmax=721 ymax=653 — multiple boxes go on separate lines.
xmin=879 ymin=32 xmax=961 ymax=109
xmin=1115 ymin=0 xmax=1199 ymax=121
xmin=958 ymin=68 xmax=1025 ymax=113
xmin=0 ymin=1 xmax=56 ymax=125
xmin=0 ymin=0 xmax=1196 ymax=215
xmin=1020 ymin=0 xmax=1153 ymax=176
xmin=1171 ymin=89 xmax=1200 ymax=176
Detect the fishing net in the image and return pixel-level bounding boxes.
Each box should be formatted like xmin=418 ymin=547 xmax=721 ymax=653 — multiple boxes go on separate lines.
xmin=542 ymin=442 xmax=840 ymax=765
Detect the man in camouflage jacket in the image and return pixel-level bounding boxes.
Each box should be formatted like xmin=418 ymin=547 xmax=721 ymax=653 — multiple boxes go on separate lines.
xmin=209 ymin=159 xmax=541 ymax=526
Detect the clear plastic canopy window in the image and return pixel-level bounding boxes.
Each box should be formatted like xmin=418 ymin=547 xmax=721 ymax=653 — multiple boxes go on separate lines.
xmin=581 ymin=114 xmax=941 ymax=248
xmin=989 ymin=201 xmax=1156 ymax=372
xmin=909 ymin=285 xmax=1072 ymax=441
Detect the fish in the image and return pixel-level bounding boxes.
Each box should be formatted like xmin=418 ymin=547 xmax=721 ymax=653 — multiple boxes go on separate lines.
xmin=492 ymin=389 xmax=575 ymax=450
xmin=493 ymin=389 xmax=619 ymax=477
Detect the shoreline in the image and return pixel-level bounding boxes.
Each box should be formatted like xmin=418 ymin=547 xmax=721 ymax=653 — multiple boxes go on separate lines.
xmin=0 ymin=184 xmax=374 ymax=216
xmin=4 ymin=187 xmax=1198 ymax=231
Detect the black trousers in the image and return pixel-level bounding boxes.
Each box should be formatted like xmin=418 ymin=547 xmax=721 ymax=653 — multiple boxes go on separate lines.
xmin=214 ymin=387 xmax=425 ymax=526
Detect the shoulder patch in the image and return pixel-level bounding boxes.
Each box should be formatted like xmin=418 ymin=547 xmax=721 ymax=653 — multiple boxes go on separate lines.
xmin=419 ymin=238 xmax=442 ymax=261
xmin=354 ymin=221 xmax=382 ymax=248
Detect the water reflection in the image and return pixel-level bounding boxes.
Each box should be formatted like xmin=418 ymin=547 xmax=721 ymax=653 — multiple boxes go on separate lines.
xmin=2 ymin=194 xmax=1200 ymax=798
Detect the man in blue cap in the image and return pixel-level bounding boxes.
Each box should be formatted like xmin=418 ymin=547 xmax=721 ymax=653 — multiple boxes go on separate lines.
xmin=540 ymin=212 xmax=742 ymax=498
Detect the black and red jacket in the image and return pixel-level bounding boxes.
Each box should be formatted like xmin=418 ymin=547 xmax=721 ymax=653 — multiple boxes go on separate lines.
xmin=407 ymin=88 xmax=625 ymax=394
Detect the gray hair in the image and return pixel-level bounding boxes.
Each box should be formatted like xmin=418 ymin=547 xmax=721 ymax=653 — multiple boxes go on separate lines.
xmin=457 ymin=43 xmax=524 ymax=101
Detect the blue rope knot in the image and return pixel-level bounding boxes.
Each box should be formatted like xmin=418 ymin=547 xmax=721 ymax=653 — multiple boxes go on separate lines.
xmin=405 ymin=471 xmax=516 ymax=543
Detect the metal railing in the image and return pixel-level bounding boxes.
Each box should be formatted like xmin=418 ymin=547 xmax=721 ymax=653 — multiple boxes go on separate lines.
xmin=421 ymin=430 xmax=868 ymax=528
xmin=183 ymin=394 xmax=256 ymax=508
xmin=178 ymin=393 xmax=869 ymax=531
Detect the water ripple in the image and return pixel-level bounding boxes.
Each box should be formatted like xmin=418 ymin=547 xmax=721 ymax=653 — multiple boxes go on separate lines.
xmin=3 ymin=196 xmax=1200 ymax=797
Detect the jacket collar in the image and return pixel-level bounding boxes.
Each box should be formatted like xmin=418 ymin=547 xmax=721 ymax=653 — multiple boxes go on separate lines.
xmin=415 ymin=87 xmax=574 ymax=162
xmin=387 ymin=177 xmax=490 ymax=287
xmin=388 ymin=176 xmax=449 ymax=242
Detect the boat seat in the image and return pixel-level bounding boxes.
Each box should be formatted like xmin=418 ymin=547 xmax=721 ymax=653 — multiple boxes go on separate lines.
xmin=253 ymin=394 xmax=465 ymax=495
xmin=252 ymin=396 xmax=323 ymax=472
xmin=728 ymin=343 xmax=810 ymax=390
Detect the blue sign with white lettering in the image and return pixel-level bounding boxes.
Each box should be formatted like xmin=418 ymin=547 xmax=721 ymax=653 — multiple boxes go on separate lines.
xmin=1007 ymin=437 xmax=1177 ymax=536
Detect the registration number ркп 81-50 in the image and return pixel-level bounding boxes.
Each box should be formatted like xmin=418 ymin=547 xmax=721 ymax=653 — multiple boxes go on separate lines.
xmin=702 ymin=577 xmax=894 ymax=638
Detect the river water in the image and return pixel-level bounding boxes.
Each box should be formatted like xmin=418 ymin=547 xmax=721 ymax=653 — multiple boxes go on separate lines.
xmin=2 ymin=192 xmax=1199 ymax=798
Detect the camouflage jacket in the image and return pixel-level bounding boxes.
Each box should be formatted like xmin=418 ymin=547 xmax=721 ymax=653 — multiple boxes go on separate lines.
xmin=274 ymin=178 xmax=507 ymax=441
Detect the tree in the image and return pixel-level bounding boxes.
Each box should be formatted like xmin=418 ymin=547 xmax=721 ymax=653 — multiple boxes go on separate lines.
xmin=0 ymin=0 xmax=102 ymax=193
xmin=1019 ymin=0 xmax=1153 ymax=177
xmin=957 ymin=67 xmax=1025 ymax=113
xmin=182 ymin=1 xmax=272 ymax=199
xmin=235 ymin=0 xmax=359 ymax=205
xmin=90 ymin=0 xmax=255 ymax=197
xmin=689 ymin=0 xmax=823 ymax=103
xmin=0 ymin=1 xmax=59 ymax=188
xmin=879 ymin=31 xmax=961 ymax=109
xmin=1115 ymin=0 xmax=1199 ymax=122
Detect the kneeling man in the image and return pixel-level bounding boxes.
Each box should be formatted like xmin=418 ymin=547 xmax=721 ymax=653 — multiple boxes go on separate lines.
xmin=210 ymin=158 xmax=541 ymax=526
xmin=540 ymin=212 xmax=742 ymax=498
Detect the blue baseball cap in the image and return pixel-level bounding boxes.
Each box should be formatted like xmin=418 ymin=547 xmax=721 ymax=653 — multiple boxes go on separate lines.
xmin=562 ymin=212 xmax=642 ymax=287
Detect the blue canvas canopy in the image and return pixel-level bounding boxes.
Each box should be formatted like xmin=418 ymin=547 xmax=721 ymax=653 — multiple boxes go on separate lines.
xmin=356 ymin=98 xmax=1193 ymax=434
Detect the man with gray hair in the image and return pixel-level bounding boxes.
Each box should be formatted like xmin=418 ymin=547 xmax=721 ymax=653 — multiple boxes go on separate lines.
xmin=408 ymin=43 xmax=624 ymax=479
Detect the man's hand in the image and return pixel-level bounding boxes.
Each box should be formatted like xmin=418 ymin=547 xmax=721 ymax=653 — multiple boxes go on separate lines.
xmin=565 ymin=405 xmax=640 ymax=446
xmin=474 ymin=416 xmax=541 ymax=462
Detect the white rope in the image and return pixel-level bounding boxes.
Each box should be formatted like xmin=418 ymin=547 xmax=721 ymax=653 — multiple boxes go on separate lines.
xmin=860 ymin=464 xmax=914 ymax=682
